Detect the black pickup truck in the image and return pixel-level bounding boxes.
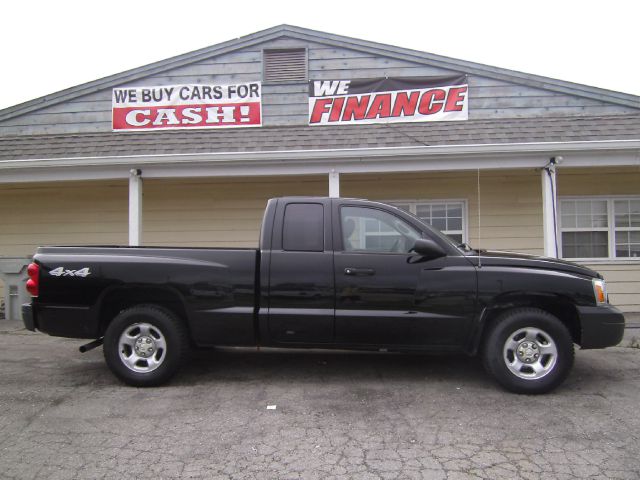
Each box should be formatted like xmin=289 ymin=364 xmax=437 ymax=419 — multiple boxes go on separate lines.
xmin=22 ymin=197 xmax=624 ymax=393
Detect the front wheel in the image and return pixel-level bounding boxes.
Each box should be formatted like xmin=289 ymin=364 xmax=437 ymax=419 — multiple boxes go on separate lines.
xmin=482 ymin=308 xmax=574 ymax=394
xmin=103 ymin=304 xmax=189 ymax=387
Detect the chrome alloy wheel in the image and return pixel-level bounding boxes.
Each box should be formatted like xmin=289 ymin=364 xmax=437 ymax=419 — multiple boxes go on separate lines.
xmin=118 ymin=322 xmax=167 ymax=373
xmin=503 ymin=327 xmax=558 ymax=380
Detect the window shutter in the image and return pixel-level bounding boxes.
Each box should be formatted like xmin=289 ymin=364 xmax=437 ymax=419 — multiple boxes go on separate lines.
xmin=263 ymin=49 xmax=307 ymax=83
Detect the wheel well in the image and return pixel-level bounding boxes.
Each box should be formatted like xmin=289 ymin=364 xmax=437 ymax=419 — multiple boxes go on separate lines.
xmin=97 ymin=287 xmax=189 ymax=337
xmin=480 ymin=296 xmax=581 ymax=348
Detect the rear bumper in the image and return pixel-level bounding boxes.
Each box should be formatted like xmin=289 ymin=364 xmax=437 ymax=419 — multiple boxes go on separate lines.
xmin=21 ymin=303 xmax=97 ymax=339
xmin=578 ymin=304 xmax=625 ymax=349
xmin=22 ymin=303 xmax=35 ymax=331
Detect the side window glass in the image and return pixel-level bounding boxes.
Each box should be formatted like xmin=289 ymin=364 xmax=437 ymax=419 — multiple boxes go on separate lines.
xmin=341 ymin=206 xmax=421 ymax=253
xmin=283 ymin=203 xmax=324 ymax=252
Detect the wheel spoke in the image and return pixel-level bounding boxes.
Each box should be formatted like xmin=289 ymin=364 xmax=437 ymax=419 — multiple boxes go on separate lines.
xmin=504 ymin=337 xmax=520 ymax=352
xmin=509 ymin=357 xmax=524 ymax=371
xmin=138 ymin=324 xmax=151 ymax=337
xmin=530 ymin=361 xmax=546 ymax=375
xmin=538 ymin=342 xmax=557 ymax=356
xmin=524 ymin=328 xmax=542 ymax=343
xmin=121 ymin=335 xmax=137 ymax=349
xmin=123 ymin=351 xmax=141 ymax=369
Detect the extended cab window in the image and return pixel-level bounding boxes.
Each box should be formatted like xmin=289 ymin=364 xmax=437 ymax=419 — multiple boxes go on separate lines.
xmin=341 ymin=206 xmax=420 ymax=253
xmin=282 ymin=203 xmax=324 ymax=251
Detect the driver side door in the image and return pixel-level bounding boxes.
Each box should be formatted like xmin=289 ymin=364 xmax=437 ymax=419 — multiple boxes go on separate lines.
xmin=332 ymin=202 xmax=476 ymax=348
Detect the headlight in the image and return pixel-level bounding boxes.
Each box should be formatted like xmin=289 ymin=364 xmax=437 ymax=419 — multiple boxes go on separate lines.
xmin=592 ymin=278 xmax=607 ymax=305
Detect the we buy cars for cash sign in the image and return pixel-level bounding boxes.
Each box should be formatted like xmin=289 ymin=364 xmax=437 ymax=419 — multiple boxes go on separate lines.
xmin=112 ymin=82 xmax=261 ymax=131
xmin=309 ymin=75 xmax=468 ymax=125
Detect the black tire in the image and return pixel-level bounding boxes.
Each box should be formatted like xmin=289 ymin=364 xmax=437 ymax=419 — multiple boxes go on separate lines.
xmin=482 ymin=308 xmax=574 ymax=394
xmin=103 ymin=304 xmax=189 ymax=387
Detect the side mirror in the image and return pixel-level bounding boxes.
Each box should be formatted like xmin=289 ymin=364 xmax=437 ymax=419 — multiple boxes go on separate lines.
xmin=411 ymin=239 xmax=446 ymax=260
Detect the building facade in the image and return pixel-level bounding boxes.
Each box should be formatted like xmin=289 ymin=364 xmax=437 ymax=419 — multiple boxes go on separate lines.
xmin=1 ymin=25 xmax=639 ymax=319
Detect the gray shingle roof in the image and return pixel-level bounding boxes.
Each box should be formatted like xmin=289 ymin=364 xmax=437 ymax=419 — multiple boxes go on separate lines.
xmin=1 ymin=114 xmax=639 ymax=161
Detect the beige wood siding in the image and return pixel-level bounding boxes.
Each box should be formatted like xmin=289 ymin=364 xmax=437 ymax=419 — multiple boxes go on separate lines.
xmin=559 ymin=167 xmax=640 ymax=312
xmin=0 ymin=180 xmax=128 ymax=300
xmin=582 ymin=263 xmax=640 ymax=313
xmin=142 ymin=175 xmax=327 ymax=247
xmin=341 ymin=169 xmax=544 ymax=255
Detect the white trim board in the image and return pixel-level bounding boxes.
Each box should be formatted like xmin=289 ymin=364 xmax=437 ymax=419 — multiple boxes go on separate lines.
xmin=1 ymin=140 xmax=639 ymax=184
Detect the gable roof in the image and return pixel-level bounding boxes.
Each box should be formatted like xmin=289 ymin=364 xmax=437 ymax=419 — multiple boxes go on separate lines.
xmin=1 ymin=24 xmax=638 ymax=124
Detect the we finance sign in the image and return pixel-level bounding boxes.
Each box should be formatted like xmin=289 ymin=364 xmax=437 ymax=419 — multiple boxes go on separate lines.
xmin=308 ymin=76 xmax=468 ymax=125
xmin=112 ymin=82 xmax=262 ymax=131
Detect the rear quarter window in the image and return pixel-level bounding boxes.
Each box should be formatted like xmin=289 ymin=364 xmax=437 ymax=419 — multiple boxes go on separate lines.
xmin=282 ymin=203 xmax=324 ymax=252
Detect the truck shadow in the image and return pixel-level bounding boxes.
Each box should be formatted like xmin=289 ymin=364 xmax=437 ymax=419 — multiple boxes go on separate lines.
xmin=177 ymin=348 xmax=492 ymax=388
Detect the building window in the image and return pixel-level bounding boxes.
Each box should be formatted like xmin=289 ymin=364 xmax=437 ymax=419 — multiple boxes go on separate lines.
xmin=263 ymin=49 xmax=307 ymax=83
xmin=391 ymin=200 xmax=466 ymax=244
xmin=559 ymin=197 xmax=640 ymax=259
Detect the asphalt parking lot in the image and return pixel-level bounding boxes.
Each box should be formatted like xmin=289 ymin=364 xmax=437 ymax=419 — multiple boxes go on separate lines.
xmin=1 ymin=322 xmax=639 ymax=480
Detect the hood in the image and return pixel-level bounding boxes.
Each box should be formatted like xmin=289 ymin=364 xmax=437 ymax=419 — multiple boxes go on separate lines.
xmin=471 ymin=250 xmax=601 ymax=279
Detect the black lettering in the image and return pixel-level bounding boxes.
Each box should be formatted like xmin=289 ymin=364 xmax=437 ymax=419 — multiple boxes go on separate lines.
xmin=236 ymin=85 xmax=249 ymax=98
xmin=179 ymin=86 xmax=190 ymax=100
xmin=201 ymin=86 xmax=212 ymax=100
xmin=213 ymin=86 xmax=223 ymax=99
xmin=141 ymin=89 xmax=152 ymax=102
xmin=114 ymin=90 xmax=129 ymax=103
xmin=249 ymin=83 xmax=259 ymax=97
xmin=190 ymin=87 xmax=202 ymax=100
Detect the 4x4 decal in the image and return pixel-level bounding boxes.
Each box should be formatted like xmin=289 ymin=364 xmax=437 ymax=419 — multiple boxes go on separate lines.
xmin=49 ymin=267 xmax=91 ymax=278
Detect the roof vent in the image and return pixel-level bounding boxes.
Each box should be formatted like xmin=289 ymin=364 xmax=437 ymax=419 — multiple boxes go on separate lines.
xmin=263 ymin=49 xmax=307 ymax=83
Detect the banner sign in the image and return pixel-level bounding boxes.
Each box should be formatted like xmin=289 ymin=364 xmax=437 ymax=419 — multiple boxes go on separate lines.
xmin=308 ymin=76 xmax=468 ymax=125
xmin=112 ymin=82 xmax=262 ymax=131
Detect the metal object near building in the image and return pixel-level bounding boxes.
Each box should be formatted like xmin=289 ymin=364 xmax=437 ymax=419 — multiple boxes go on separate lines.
xmin=0 ymin=258 xmax=31 ymax=321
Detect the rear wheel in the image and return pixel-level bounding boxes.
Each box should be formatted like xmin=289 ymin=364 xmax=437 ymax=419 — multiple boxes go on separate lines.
xmin=482 ymin=308 xmax=574 ymax=394
xmin=103 ymin=304 xmax=189 ymax=387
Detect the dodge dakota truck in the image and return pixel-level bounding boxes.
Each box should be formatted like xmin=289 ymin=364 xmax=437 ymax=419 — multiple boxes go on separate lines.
xmin=22 ymin=197 xmax=625 ymax=393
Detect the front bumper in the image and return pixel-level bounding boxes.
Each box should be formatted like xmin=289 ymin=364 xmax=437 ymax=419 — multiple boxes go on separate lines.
xmin=577 ymin=304 xmax=625 ymax=349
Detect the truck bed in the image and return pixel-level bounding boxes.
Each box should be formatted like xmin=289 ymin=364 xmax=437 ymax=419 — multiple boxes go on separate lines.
xmin=32 ymin=246 xmax=259 ymax=343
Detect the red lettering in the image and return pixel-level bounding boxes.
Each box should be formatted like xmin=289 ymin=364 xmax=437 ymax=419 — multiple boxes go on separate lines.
xmin=418 ymin=89 xmax=446 ymax=115
xmin=391 ymin=91 xmax=419 ymax=117
xmin=342 ymin=95 xmax=370 ymax=121
xmin=329 ymin=97 xmax=345 ymax=122
xmin=444 ymin=86 xmax=468 ymax=112
xmin=112 ymin=103 xmax=261 ymax=130
xmin=309 ymin=98 xmax=333 ymax=124
xmin=365 ymin=94 xmax=392 ymax=119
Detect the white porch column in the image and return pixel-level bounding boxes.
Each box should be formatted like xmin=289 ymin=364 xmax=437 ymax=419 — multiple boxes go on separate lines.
xmin=541 ymin=161 xmax=559 ymax=258
xmin=129 ymin=169 xmax=143 ymax=246
xmin=328 ymin=170 xmax=340 ymax=198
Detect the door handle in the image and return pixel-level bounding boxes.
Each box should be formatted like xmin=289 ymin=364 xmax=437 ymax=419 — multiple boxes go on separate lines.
xmin=344 ymin=267 xmax=375 ymax=276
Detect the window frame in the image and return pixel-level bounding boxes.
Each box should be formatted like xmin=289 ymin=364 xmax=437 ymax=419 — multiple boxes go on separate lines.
xmin=385 ymin=198 xmax=468 ymax=245
xmin=558 ymin=195 xmax=640 ymax=261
